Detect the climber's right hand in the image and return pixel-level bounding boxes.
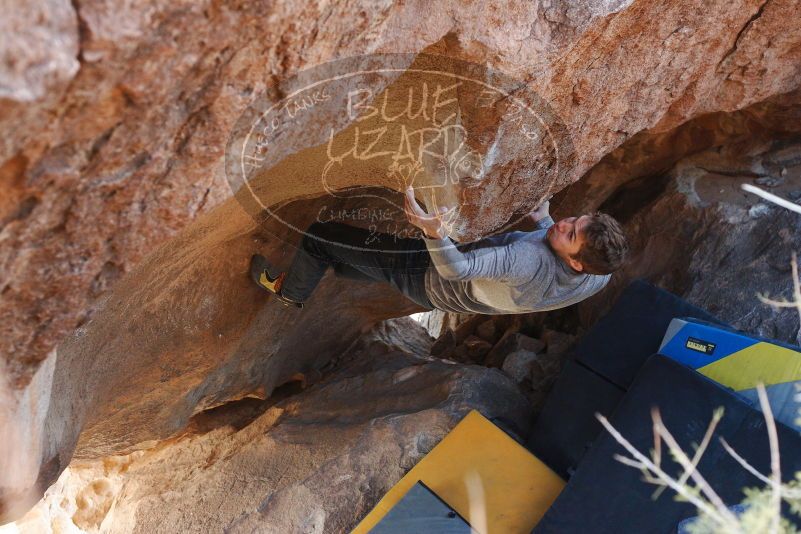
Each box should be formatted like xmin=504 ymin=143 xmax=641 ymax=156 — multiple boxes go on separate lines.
xmin=529 ymin=197 xmax=551 ymax=223
xmin=404 ymin=187 xmax=450 ymax=239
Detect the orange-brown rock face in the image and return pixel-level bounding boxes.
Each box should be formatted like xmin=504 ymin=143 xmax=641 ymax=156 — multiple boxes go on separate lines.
xmin=1 ymin=0 xmax=800 ymax=523
xmin=13 ymin=319 xmax=533 ymax=533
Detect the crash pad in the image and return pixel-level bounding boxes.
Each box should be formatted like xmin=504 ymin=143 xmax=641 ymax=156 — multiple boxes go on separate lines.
xmin=353 ymin=410 xmax=565 ymax=534
xmin=369 ymin=481 xmax=474 ymax=533
xmin=533 ymin=355 xmax=801 ymax=533
xmin=659 ymin=317 xmax=801 ymax=430
xmin=527 ymin=360 xmax=625 ymax=478
xmin=574 ymin=279 xmax=724 ymax=389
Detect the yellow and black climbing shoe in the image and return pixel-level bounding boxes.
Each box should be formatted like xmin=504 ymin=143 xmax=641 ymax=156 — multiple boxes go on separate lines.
xmin=249 ymin=254 xmax=304 ymax=309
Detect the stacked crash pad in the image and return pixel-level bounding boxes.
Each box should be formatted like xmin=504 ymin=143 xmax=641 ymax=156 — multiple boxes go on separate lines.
xmin=527 ymin=279 xmax=724 ymax=477
xmin=660 ymin=317 xmax=801 ymax=430
xmin=354 ymin=410 xmax=564 ymax=534
xmin=529 ymin=279 xmax=801 ymax=533
xmin=358 ymin=280 xmax=801 ymax=533
xmin=532 ymin=353 xmax=801 ymax=533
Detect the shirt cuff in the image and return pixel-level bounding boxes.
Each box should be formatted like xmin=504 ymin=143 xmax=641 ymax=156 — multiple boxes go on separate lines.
xmin=422 ymin=236 xmax=453 ymax=249
xmin=534 ymin=216 xmax=555 ymax=230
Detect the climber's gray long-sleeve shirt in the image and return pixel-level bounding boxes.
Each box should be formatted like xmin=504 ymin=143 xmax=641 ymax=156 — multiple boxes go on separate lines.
xmin=422 ymin=216 xmax=610 ymax=314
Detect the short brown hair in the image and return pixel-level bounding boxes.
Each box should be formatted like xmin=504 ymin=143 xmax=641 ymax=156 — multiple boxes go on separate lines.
xmin=573 ymin=212 xmax=629 ymax=275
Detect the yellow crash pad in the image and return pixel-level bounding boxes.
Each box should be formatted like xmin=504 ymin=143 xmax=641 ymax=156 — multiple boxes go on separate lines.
xmin=353 ymin=410 xmax=565 ymax=534
xmin=698 ymin=341 xmax=801 ymax=392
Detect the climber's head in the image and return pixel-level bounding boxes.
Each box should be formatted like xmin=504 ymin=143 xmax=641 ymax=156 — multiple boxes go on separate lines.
xmin=546 ymin=212 xmax=629 ymax=275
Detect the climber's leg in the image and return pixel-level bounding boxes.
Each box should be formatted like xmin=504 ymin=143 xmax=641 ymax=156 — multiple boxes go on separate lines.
xmin=278 ymin=221 xmax=434 ymax=308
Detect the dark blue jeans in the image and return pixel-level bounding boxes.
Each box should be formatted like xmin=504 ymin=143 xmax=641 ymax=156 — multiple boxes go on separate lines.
xmin=280 ymin=221 xmax=435 ymax=309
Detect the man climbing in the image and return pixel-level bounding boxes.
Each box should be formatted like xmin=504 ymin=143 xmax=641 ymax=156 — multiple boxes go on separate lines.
xmin=249 ymin=187 xmax=629 ymax=313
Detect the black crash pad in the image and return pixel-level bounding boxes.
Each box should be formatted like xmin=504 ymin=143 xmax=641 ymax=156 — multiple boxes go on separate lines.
xmin=533 ymin=354 xmax=801 ymax=534
xmin=574 ymin=279 xmax=725 ymax=389
xmin=527 ymin=360 xmax=625 ymax=478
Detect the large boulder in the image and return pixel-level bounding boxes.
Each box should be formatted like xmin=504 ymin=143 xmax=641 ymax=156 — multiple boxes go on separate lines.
xmin=3 ymin=0 xmax=800 ymax=386
xmin=0 ymin=195 xmax=424 ymax=522
xmin=12 ymin=318 xmax=531 ymax=533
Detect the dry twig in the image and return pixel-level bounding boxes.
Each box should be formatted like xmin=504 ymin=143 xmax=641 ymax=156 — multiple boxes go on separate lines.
xmin=596 ymin=412 xmax=743 ymax=531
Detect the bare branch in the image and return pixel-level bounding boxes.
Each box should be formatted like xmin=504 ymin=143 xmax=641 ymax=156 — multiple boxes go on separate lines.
xmin=614 ymin=454 xmax=646 ymax=469
xmin=741 ymin=184 xmax=801 ymax=215
xmin=651 ymin=409 xmax=739 ymax=525
xmin=757 ymin=383 xmax=782 ymax=534
xmin=653 ymin=420 xmax=662 ymax=468
xmin=596 ymin=413 xmax=740 ymax=530
xmin=720 ymin=437 xmax=773 ymax=486
xmin=653 ymin=407 xmax=723 ymax=500
xmin=677 ymin=407 xmax=724 ymax=489
xmin=791 ymin=253 xmax=801 ymax=329
xmin=757 ymin=294 xmax=799 ymax=309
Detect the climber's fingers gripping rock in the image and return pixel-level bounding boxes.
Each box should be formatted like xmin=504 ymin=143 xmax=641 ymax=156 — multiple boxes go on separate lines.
xmin=404 ymin=187 xmax=449 ymax=239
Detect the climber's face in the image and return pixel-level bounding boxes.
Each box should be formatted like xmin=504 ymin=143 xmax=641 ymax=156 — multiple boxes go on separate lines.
xmin=546 ymin=215 xmax=590 ymax=272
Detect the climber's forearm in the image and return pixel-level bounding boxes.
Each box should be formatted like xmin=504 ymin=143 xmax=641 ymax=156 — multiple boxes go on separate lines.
xmin=422 ymin=236 xmax=483 ymax=281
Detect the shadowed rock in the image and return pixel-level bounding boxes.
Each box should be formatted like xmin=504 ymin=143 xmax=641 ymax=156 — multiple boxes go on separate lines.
xmin=13 ymin=319 xmax=531 ymax=533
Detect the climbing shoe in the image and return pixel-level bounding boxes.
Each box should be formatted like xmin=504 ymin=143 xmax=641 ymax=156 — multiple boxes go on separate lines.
xmin=249 ymin=254 xmax=304 ymax=309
